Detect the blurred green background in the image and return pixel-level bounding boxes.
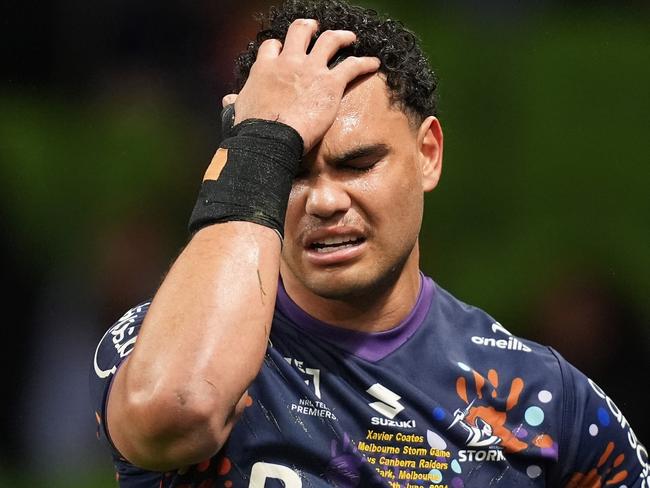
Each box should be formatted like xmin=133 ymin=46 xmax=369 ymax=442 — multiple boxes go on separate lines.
xmin=1 ymin=0 xmax=648 ymax=485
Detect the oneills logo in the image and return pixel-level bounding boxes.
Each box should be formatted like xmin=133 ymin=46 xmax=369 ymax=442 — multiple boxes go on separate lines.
xmin=471 ymin=322 xmax=531 ymax=352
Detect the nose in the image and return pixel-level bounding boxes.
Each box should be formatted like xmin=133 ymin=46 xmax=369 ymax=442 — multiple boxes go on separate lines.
xmin=304 ymin=174 xmax=352 ymax=219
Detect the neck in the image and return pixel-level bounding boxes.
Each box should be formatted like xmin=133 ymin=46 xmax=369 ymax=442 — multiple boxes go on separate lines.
xmin=280 ymin=248 xmax=422 ymax=333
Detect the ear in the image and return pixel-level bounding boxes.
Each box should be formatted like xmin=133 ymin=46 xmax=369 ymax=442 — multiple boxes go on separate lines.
xmin=416 ymin=116 xmax=443 ymax=192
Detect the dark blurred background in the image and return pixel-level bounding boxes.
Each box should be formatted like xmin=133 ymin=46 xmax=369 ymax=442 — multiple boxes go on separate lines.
xmin=1 ymin=0 xmax=648 ymax=485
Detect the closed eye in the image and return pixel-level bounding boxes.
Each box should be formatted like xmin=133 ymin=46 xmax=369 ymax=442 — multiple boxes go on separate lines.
xmin=331 ymin=143 xmax=390 ymax=171
xmin=341 ymin=159 xmax=379 ymax=173
xmin=293 ymin=143 xmax=389 ymax=179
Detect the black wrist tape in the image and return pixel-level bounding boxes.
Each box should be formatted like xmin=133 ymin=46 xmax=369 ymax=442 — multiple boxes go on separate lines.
xmin=188 ymin=119 xmax=304 ymax=238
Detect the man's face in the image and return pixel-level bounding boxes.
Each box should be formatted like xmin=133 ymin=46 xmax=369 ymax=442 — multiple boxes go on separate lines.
xmin=280 ymin=74 xmax=441 ymax=300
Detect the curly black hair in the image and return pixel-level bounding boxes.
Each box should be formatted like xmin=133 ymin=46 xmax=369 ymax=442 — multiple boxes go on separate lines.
xmin=234 ymin=0 xmax=438 ymax=123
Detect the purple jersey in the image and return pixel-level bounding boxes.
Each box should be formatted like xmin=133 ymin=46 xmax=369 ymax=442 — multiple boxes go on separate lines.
xmin=91 ymin=274 xmax=649 ymax=487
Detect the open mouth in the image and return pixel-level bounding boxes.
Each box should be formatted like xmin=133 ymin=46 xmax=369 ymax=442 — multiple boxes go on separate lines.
xmin=309 ymin=236 xmax=366 ymax=253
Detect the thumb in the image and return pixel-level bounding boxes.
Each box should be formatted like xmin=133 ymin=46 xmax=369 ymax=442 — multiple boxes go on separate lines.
xmin=222 ymin=94 xmax=237 ymax=108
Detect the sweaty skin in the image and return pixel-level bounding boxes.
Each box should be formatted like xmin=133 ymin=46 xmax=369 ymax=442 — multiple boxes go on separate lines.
xmin=105 ymin=19 xmax=382 ymax=472
xmin=226 ymin=74 xmax=444 ymax=331
xmin=281 ymin=74 xmax=443 ymax=331
xmin=105 ymin=17 xmax=443 ymax=472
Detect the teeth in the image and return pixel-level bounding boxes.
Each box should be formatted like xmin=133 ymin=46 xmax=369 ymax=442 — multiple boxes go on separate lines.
xmin=310 ymin=236 xmax=364 ymax=252
xmin=317 ymin=237 xmax=356 ymax=246
xmin=315 ymin=242 xmax=358 ymax=253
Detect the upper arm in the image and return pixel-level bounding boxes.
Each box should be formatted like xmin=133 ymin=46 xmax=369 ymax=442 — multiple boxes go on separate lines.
xmin=551 ymin=350 xmax=649 ymax=487
xmin=90 ymin=302 xmax=150 ymax=458
xmin=93 ymin=300 xmax=244 ymax=472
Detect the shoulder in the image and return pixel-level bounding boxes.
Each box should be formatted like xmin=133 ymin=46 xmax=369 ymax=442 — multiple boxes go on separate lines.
xmin=547 ymin=350 xmax=649 ymax=485
xmin=428 ymin=280 xmax=557 ymax=364
xmin=428 ymin=281 xmax=649 ymax=485
xmin=92 ymin=301 xmax=151 ymax=381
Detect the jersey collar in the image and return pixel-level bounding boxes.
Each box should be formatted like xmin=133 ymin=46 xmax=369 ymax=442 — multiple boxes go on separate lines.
xmin=276 ymin=273 xmax=434 ymax=362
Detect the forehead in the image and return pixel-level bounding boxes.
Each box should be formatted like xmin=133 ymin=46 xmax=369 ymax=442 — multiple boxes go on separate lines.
xmin=316 ymin=74 xmax=413 ymax=158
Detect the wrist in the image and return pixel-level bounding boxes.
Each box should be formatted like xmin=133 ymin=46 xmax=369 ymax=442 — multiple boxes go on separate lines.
xmin=188 ymin=119 xmax=303 ymax=238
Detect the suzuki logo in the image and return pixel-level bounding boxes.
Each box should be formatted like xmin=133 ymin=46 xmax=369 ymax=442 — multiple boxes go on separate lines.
xmin=366 ymin=383 xmax=404 ymax=419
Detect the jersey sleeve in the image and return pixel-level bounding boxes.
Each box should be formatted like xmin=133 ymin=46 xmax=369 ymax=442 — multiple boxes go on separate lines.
xmin=89 ymin=301 xmax=150 ymax=456
xmin=550 ymin=349 xmax=649 ymax=487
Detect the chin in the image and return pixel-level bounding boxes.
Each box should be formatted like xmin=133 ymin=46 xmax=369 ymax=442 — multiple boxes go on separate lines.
xmin=305 ymin=280 xmax=366 ymax=300
xmin=282 ymin=242 xmax=417 ymax=302
xmin=300 ymin=264 xmax=403 ymax=301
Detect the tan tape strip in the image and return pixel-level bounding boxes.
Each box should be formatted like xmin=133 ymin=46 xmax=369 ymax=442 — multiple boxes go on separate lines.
xmin=203 ymin=148 xmax=229 ymax=181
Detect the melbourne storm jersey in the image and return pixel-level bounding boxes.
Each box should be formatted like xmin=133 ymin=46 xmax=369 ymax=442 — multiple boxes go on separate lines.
xmin=91 ymin=274 xmax=649 ymax=487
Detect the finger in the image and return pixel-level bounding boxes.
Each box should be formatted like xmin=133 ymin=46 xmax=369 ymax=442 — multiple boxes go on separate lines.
xmin=257 ymin=38 xmax=282 ymax=59
xmin=332 ymin=56 xmax=381 ymax=85
xmin=281 ymin=18 xmax=319 ymax=56
xmin=222 ymin=94 xmax=237 ymax=108
xmin=309 ymin=30 xmax=356 ymax=65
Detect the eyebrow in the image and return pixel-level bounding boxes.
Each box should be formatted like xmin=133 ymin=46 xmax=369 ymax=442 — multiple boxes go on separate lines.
xmin=328 ymin=143 xmax=390 ymax=167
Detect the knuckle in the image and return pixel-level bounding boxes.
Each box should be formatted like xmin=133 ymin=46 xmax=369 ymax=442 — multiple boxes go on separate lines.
xmin=324 ymin=30 xmax=352 ymax=43
xmin=294 ymin=18 xmax=316 ymax=27
xmin=342 ymin=56 xmax=362 ymax=68
xmin=318 ymin=30 xmax=336 ymax=42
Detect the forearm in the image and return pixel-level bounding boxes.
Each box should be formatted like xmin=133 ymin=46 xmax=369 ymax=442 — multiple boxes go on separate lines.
xmin=108 ymin=221 xmax=280 ymax=470
xmin=102 ymin=17 xmax=381 ymax=470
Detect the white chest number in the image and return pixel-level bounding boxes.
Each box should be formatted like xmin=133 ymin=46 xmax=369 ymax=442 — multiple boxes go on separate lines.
xmin=248 ymin=462 xmax=302 ymax=487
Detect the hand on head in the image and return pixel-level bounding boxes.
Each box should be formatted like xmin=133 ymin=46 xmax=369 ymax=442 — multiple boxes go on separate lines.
xmin=228 ymin=19 xmax=380 ymax=154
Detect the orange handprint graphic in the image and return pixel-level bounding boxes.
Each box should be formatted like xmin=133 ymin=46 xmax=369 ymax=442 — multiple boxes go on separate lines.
xmin=565 ymin=441 xmax=629 ymax=488
xmin=454 ymin=367 xmax=528 ymax=453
